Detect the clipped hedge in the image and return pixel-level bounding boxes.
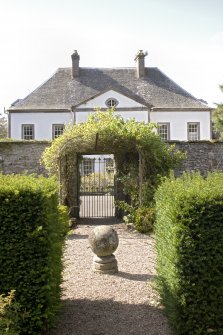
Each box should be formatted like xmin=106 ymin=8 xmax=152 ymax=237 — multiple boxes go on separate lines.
xmin=155 ymin=172 xmax=223 ymax=335
xmin=0 ymin=174 xmax=68 ymax=335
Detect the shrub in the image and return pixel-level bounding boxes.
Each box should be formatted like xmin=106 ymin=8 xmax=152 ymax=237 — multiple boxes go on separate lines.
xmin=116 ymin=201 xmax=154 ymax=233
xmin=115 ymin=201 xmax=135 ymax=224
xmin=155 ymin=172 xmax=223 ymax=335
xmin=134 ymin=206 xmax=154 ymax=233
xmin=0 ymin=174 xmax=69 ymax=335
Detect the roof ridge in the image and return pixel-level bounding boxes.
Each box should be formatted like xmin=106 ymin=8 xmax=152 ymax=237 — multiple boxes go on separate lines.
xmin=58 ymin=66 xmax=158 ymax=70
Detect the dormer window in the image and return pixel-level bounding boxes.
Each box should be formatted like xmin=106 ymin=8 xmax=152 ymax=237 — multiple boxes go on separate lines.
xmin=105 ymin=98 xmax=118 ymax=108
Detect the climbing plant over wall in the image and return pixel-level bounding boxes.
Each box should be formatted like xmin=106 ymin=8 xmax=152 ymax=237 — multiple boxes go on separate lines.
xmin=42 ymin=110 xmax=184 ymax=210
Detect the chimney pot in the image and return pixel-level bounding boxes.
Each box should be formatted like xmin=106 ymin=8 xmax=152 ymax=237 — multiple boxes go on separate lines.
xmin=135 ymin=50 xmax=147 ymax=78
xmin=71 ymin=50 xmax=80 ymax=78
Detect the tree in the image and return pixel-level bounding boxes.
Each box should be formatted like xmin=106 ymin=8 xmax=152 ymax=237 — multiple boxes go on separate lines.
xmin=212 ymin=84 xmax=223 ymax=139
xmin=0 ymin=114 xmax=7 ymax=138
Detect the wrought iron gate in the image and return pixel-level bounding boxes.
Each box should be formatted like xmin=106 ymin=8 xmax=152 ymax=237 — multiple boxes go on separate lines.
xmin=79 ymin=155 xmax=115 ymax=217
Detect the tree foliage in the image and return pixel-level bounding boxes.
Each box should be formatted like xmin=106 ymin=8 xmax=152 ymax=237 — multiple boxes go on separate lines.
xmin=212 ymin=84 xmax=223 ymax=138
xmin=0 ymin=114 xmax=7 ymax=138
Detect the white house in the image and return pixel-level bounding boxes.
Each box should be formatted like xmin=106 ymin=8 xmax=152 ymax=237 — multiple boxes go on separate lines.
xmin=8 ymin=50 xmax=212 ymax=142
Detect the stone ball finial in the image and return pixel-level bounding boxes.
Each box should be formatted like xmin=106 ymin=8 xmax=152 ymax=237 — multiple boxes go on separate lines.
xmin=89 ymin=225 xmax=119 ymax=256
xmin=88 ymin=225 xmax=119 ymax=274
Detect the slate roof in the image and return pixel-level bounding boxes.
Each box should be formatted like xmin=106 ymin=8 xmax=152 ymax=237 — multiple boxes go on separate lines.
xmin=9 ymin=67 xmax=209 ymax=110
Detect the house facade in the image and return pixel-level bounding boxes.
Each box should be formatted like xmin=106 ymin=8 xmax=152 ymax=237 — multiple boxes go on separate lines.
xmin=8 ymin=50 xmax=212 ymax=141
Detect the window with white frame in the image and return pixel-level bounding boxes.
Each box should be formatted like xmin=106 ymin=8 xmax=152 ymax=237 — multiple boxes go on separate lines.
xmin=157 ymin=123 xmax=170 ymax=141
xmin=188 ymin=122 xmax=200 ymax=140
xmin=22 ymin=124 xmax=34 ymax=140
xmin=105 ymin=98 xmax=118 ymax=108
xmin=105 ymin=158 xmax=114 ymax=173
xmin=80 ymin=158 xmax=95 ymax=176
xmin=52 ymin=124 xmax=64 ymax=139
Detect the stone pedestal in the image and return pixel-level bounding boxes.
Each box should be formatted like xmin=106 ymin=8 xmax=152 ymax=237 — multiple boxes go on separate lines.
xmin=93 ymin=255 xmax=118 ymax=274
xmin=88 ymin=226 xmax=119 ymax=274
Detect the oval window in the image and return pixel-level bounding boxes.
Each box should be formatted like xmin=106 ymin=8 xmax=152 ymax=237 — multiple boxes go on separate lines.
xmin=105 ymin=98 xmax=118 ymax=108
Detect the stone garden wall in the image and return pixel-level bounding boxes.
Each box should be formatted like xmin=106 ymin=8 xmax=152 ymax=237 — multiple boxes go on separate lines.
xmin=0 ymin=141 xmax=49 ymax=175
xmin=172 ymin=141 xmax=223 ymax=175
xmin=0 ymin=140 xmax=223 ymax=176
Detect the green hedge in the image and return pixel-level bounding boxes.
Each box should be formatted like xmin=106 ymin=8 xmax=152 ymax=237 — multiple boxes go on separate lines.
xmin=155 ymin=172 xmax=223 ymax=335
xmin=0 ymin=174 xmax=68 ymax=334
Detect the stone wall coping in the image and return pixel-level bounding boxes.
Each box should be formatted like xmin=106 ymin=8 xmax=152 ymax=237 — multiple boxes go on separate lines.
xmin=167 ymin=140 xmax=223 ymax=144
xmin=0 ymin=140 xmax=50 ymax=144
xmin=1 ymin=140 xmax=223 ymax=145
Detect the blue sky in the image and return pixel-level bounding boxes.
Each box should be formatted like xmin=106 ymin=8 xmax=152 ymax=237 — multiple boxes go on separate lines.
xmin=0 ymin=0 xmax=223 ymax=113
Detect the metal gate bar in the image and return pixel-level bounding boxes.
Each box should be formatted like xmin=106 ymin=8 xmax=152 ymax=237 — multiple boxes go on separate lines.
xmin=79 ymin=155 xmax=115 ymax=218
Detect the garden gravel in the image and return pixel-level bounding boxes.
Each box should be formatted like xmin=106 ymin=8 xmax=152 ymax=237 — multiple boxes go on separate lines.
xmin=50 ymin=218 xmax=172 ymax=335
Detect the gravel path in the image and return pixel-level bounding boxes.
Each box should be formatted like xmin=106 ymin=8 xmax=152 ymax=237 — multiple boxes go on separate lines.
xmin=50 ymin=218 xmax=172 ymax=335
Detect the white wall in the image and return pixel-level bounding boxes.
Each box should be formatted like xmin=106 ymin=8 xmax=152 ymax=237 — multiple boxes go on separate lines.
xmin=76 ymin=89 xmax=149 ymax=123
xmin=77 ymin=90 xmax=145 ymax=108
xmin=75 ymin=110 xmax=148 ymax=124
xmin=10 ymin=112 xmax=73 ymax=140
xmin=150 ymin=111 xmax=211 ymax=140
xmin=9 ymin=97 xmax=211 ymax=141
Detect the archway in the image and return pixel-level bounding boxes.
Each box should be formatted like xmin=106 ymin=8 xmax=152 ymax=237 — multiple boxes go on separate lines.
xmin=56 ymin=150 xmax=140 ymax=219
xmin=42 ymin=110 xmax=183 ymax=219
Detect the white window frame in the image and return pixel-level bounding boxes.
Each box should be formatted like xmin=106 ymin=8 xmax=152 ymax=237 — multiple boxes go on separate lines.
xmin=80 ymin=158 xmax=95 ymax=176
xmin=187 ymin=122 xmax=200 ymax=141
xmin=157 ymin=123 xmax=170 ymax=141
xmin=105 ymin=158 xmax=114 ymax=173
xmin=22 ymin=124 xmax=34 ymax=140
xmin=52 ymin=124 xmax=64 ymax=139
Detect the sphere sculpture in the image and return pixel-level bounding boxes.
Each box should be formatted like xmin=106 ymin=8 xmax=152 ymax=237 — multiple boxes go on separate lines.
xmin=88 ymin=225 xmax=119 ymax=274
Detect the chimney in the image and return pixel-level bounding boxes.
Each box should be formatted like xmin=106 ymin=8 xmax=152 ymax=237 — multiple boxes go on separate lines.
xmin=71 ymin=50 xmax=80 ymax=78
xmin=134 ymin=50 xmax=147 ymax=78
